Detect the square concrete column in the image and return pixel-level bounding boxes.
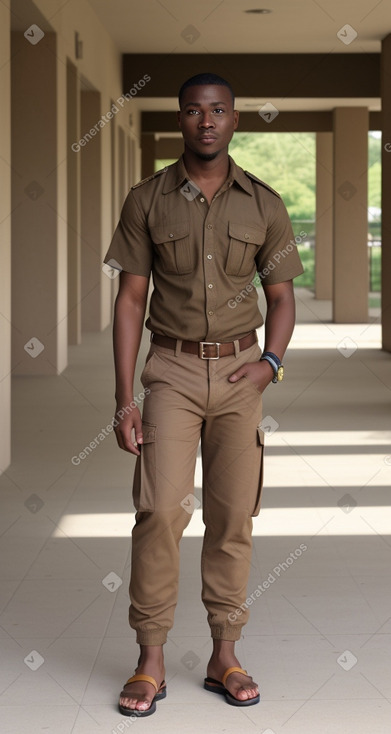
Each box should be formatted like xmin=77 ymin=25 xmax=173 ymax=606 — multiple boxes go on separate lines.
xmin=67 ymin=60 xmax=81 ymax=345
xmin=333 ymin=107 xmax=369 ymax=323
xmin=315 ymin=133 xmax=333 ymax=300
xmin=11 ymin=31 xmax=67 ymax=375
xmin=0 ymin=4 xmax=11 ymax=471
xmin=80 ymin=90 xmax=103 ymax=332
xmin=381 ymin=34 xmax=391 ymax=352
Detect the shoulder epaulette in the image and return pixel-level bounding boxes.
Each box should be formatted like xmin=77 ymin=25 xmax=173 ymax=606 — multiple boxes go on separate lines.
xmin=244 ymin=171 xmax=281 ymax=198
xmin=131 ymin=167 xmax=167 ymax=189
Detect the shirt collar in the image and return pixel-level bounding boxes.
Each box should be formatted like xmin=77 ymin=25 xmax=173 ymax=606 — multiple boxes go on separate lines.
xmin=162 ymin=156 xmax=188 ymax=194
xmin=162 ymin=154 xmax=254 ymax=196
xmin=228 ymin=157 xmax=254 ymax=196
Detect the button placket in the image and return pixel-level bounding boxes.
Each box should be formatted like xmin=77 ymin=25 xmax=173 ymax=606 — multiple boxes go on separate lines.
xmin=204 ymin=213 xmax=217 ymax=332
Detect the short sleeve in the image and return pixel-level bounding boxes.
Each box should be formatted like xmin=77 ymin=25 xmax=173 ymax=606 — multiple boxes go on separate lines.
xmin=103 ymin=190 xmax=153 ymax=277
xmin=255 ymin=197 xmax=304 ymax=285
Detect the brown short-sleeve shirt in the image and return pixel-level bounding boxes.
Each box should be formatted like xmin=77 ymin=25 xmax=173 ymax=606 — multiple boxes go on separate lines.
xmin=104 ymin=155 xmax=304 ymax=341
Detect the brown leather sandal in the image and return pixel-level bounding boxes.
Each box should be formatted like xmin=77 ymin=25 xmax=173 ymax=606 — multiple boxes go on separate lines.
xmin=119 ymin=673 xmax=167 ymax=717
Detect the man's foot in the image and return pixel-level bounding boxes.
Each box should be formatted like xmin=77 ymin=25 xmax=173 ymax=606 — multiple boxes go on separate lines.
xmin=206 ymin=651 xmax=259 ymax=702
xmin=119 ymin=647 xmax=165 ymax=714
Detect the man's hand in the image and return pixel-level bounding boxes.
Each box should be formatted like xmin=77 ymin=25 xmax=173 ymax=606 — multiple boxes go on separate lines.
xmin=228 ymin=359 xmax=274 ymax=394
xmin=229 ymin=279 xmax=296 ymax=393
xmin=114 ymin=405 xmax=144 ymax=455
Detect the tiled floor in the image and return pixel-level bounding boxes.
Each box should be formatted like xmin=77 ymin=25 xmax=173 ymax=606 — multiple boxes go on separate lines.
xmin=1 ymin=288 xmax=390 ymax=733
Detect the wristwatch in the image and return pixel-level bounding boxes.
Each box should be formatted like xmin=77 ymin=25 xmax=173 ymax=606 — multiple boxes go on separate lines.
xmin=260 ymin=351 xmax=284 ymax=383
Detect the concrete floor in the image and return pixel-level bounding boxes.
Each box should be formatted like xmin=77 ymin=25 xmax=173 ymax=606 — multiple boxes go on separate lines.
xmin=1 ymin=288 xmax=390 ymax=734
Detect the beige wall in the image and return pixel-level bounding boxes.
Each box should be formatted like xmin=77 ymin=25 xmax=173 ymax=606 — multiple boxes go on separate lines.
xmin=0 ymin=4 xmax=11 ymax=471
xmin=31 ymin=0 xmax=142 ymax=333
xmin=1 ymin=0 xmax=142 ymax=472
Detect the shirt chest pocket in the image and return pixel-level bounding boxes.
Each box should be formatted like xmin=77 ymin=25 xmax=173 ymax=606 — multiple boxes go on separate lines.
xmin=225 ymin=223 xmax=265 ymax=277
xmin=150 ymin=222 xmax=192 ymax=275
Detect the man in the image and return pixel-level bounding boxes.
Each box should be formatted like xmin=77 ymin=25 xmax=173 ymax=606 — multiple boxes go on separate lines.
xmin=104 ymin=72 xmax=304 ymax=717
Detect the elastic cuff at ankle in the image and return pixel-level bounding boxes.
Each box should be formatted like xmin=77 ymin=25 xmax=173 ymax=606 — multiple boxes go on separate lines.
xmin=135 ymin=627 xmax=169 ymax=645
xmin=210 ymin=624 xmax=243 ymax=642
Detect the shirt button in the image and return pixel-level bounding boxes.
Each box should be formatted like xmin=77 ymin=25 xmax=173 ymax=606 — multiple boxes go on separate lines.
xmin=200 ymin=197 xmax=205 ymax=202
xmin=208 ymin=283 xmax=213 ymax=289
xmin=207 ymin=254 xmax=212 ymax=260
xmin=244 ymin=233 xmax=249 ymax=239
xmin=208 ymin=310 xmax=214 ymax=316
xmin=169 ymin=233 xmax=174 ymax=238
xmin=207 ymin=224 xmax=213 ymax=229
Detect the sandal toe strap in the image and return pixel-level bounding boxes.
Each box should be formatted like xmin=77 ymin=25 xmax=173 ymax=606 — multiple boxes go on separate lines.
xmin=124 ymin=673 xmax=158 ymax=693
xmin=221 ymin=667 xmax=248 ymax=688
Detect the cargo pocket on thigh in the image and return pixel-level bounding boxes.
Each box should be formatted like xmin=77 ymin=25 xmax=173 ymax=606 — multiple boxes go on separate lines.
xmin=251 ymin=428 xmax=264 ymax=517
xmin=132 ymin=422 xmax=157 ymax=512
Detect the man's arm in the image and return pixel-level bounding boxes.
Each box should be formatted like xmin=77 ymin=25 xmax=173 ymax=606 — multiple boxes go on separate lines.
xmin=113 ymin=271 xmax=150 ymax=455
xmin=228 ymin=280 xmax=296 ymax=392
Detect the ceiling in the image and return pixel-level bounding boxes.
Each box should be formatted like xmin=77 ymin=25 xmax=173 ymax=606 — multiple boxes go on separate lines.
xmin=87 ymin=0 xmax=390 ymax=54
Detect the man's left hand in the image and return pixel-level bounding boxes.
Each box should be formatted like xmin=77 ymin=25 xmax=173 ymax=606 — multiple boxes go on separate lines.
xmin=228 ymin=359 xmax=275 ymax=394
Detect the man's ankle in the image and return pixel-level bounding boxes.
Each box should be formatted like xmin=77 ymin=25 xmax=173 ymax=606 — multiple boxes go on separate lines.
xmin=138 ymin=644 xmax=164 ymax=664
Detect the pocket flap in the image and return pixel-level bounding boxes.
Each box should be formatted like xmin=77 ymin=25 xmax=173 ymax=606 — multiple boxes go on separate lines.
xmin=228 ymin=222 xmax=265 ymax=246
xmin=150 ymin=222 xmax=189 ymax=244
xmin=142 ymin=422 xmax=156 ymax=443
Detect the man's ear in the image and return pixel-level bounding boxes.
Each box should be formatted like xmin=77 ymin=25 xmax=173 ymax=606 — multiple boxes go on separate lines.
xmin=176 ymin=110 xmax=182 ymax=128
xmin=233 ymin=110 xmax=239 ymax=130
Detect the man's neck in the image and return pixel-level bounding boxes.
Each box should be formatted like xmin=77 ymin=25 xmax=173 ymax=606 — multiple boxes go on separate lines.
xmin=182 ymin=147 xmax=230 ymax=185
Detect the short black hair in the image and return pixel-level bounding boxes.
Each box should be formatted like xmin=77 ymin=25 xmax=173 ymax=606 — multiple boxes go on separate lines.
xmin=178 ymin=73 xmax=235 ymax=108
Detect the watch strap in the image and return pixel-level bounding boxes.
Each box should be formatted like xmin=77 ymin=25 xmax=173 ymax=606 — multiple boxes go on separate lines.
xmin=260 ymin=351 xmax=283 ymax=384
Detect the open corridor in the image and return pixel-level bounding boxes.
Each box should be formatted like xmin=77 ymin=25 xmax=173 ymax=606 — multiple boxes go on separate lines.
xmin=1 ymin=288 xmax=390 ymax=734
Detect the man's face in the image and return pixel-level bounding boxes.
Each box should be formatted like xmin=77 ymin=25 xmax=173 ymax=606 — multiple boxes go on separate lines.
xmin=177 ymin=84 xmax=239 ymax=160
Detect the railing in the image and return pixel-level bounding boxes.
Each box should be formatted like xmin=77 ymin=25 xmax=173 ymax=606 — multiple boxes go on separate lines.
xmin=291 ymin=220 xmax=381 ymax=292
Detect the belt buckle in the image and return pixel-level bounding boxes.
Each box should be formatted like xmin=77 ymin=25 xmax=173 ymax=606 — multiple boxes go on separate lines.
xmin=199 ymin=341 xmax=220 ymax=360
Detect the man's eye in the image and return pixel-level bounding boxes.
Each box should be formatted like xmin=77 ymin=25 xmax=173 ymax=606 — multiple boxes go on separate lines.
xmin=213 ymin=108 xmax=224 ymax=113
xmin=187 ymin=109 xmax=199 ymax=115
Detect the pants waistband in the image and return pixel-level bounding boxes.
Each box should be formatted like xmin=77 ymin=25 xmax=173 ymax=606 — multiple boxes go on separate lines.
xmin=150 ymin=330 xmax=257 ymax=359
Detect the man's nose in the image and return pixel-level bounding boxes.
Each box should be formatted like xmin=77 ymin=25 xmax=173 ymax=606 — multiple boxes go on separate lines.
xmin=199 ymin=114 xmax=215 ymax=128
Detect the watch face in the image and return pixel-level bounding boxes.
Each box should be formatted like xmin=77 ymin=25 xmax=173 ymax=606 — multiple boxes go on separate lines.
xmin=277 ymin=365 xmax=284 ymax=381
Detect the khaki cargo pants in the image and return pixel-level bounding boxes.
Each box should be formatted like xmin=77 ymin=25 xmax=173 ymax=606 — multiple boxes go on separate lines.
xmin=128 ymin=337 xmax=264 ymax=644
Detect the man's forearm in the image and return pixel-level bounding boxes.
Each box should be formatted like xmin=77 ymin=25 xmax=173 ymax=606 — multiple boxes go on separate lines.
xmin=263 ymin=285 xmax=296 ymax=361
xmin=113 ymin=294 xmax=146 ymax=405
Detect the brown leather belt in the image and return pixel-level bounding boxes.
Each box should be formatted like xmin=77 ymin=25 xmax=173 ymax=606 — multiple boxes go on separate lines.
xmin=151 ymin=330 xmax=257 ymax=359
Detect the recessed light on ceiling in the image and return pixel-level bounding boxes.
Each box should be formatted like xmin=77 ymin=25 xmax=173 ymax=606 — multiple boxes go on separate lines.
xmin=245 ymin=8 xmax=272 ymax=13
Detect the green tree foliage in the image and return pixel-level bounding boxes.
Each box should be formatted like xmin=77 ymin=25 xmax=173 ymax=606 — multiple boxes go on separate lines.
xmin=156 ymin=131 xmax=381 ymax=227
xmin=228 ymin=132 xmax=316 ymax=221
xmin=155 ymin=133 xmax=316 ymax=221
